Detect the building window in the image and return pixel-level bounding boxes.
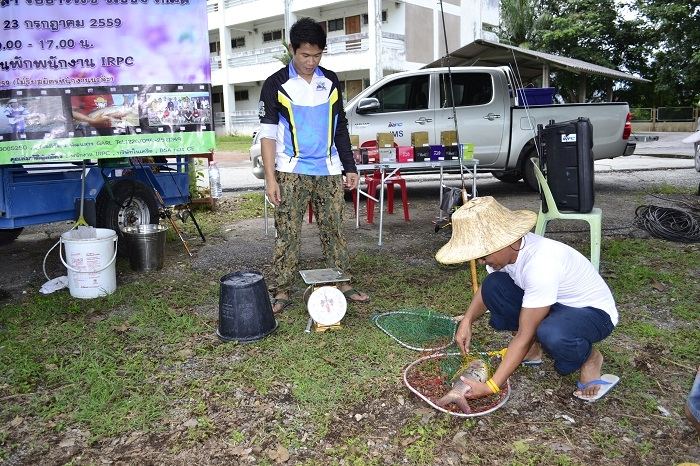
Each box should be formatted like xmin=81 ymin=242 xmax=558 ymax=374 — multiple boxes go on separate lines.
xmin=362 ymin=11 xmax=387 ymax=24
xmin=263 ymin=29 xmax=284 ymax=43
xmin=209 ymin=41 xmax=220 ymax=54
xmin=231 ymin=36 xmax=245 ymax=49
xmin=234 ymin=90 xmax=249 ymax=101
xmin=212 ymin=93 xmax=222 ymax=104
xmin=327 ymin=18 xmax=344 ymax=32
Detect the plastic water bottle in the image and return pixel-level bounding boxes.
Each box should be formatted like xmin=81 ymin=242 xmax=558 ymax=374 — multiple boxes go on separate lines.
xmin=209 ymin=162 xmax=222 ymax=199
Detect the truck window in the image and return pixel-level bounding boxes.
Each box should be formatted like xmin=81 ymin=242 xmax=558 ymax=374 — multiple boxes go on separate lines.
xmin=439 ymin=72 xmax=493 ymax=107
xmin=368 ymin=75 xmax=429 ymax=113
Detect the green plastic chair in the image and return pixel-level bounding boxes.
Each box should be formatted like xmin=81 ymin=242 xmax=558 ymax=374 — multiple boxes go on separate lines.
xmin=530 ymin=159 xmax=602 ymax=271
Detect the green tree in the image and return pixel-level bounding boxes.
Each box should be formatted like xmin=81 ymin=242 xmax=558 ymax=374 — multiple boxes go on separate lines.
xmin=498 ymin=0 xmax=540 ymax=48
xmin=635 ymin=0 xmax=700 ymax=106
xmin=532 ymin=0 xmax=649 ymax=102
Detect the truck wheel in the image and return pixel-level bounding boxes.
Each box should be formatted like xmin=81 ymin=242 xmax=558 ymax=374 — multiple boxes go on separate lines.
xmin=96 ymin=180 xmax=160 ymax=252
xmin=492 ymin=171 xmax=522 ymax=183
xmin=0 ymin=228 xmax=24 ymax=246
xmin=522 ymin=154 xmax=540 ymax=192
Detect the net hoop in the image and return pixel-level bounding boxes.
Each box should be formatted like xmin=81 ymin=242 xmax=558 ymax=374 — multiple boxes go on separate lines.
xmin=403 ymin=351 xmax=511 ymax=418
xmin=371 ymin=310 xmax=457 ymax=352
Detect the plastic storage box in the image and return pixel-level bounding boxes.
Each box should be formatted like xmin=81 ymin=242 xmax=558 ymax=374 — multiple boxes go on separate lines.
xmin=517 ymin=87 xmax=555 ymax=106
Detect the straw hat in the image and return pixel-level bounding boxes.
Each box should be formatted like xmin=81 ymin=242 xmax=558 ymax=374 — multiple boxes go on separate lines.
xmin=435 ymin=196 xmax=537 ymax=264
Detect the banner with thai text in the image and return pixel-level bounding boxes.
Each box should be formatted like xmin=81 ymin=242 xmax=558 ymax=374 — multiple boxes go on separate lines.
xmin=0 ymin=0 xmax=214 ymax=164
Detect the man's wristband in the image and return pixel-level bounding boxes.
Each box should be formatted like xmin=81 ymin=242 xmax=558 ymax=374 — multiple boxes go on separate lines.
xmin=486 ymin=378 xmax=500 ymax=394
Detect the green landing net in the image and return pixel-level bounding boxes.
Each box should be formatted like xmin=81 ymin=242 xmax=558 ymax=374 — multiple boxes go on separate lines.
xmin=371 ymin=308 xmax=458 ymax=352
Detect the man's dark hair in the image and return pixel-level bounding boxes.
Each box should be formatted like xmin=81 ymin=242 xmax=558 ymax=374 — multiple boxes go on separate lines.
xmin=289 ymin=17 xmax=326 ymax=52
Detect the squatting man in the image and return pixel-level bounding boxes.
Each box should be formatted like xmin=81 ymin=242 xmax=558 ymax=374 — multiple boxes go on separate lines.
xmin=435 ymin=196 xmax=620 ymax=402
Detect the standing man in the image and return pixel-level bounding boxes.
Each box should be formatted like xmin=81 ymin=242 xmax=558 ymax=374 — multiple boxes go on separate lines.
xmin=258 ymin=17 xmax=369 ymax=313
xmin=4 ymin=98 xmax=29 ymax=139
xmin=436 ymin=197 xmax=620 ymax=402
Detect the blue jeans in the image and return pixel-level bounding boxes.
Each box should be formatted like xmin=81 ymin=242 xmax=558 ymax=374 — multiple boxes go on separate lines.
xmin=689 ymin=370 xmax=700 ymax=423
xmin=481 ymin=272 xmax=615 ymax=375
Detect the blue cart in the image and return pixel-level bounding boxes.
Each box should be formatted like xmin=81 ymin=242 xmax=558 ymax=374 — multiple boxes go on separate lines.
xmin=0 ymin=158 xmax=191 ymax=245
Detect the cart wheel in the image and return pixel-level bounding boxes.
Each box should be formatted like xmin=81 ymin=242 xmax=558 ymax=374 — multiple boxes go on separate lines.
xmin=96 ymin=179 xmax=159 ymax=255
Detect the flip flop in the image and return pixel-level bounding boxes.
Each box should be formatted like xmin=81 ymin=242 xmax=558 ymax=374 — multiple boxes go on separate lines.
xmin=573 ymin=374 xmax=620 ymax=402
xmin=271 ymin=297 xmax=292 ymax=315
xmin=342 ymin=287 xmax=370 ymax=304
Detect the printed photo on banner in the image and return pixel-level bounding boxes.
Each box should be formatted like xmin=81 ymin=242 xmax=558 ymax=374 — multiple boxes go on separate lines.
xmin=0 ymin=95 xmax=68 ymax=141
xmin=70 ymin=92 xmax=139 ymax=136
xmin=145 ymin=91 xmax=211 ymax=127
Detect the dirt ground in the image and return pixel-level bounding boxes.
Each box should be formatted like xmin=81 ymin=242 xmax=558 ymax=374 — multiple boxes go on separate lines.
xmin=1 ymin=167 xmax=699 ymax=465
xmin=4 ymin=167 xmax=697 ymax=294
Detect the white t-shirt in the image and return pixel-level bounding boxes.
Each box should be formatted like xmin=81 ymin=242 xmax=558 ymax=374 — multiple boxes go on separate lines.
xmin=487 ymin=233 xmax=618 ymax=325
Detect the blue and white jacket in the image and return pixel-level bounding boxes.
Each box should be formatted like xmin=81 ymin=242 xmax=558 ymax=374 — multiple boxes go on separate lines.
xmin=258 ymin=63 xmax=356 ymax=175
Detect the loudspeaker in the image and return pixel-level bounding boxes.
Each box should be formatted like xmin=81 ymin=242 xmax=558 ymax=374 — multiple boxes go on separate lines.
xmin=536 ymin=117 xmax=595 ymax=213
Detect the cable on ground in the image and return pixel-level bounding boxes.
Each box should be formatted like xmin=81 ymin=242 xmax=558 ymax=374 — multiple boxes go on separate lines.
xmin=634 ymin=205 xmax=700 ymax=242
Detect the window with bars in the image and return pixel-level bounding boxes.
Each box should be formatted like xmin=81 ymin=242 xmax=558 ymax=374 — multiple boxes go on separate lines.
xmin=231 ymin=37 xmax=245 ymax=49
xmin=263 ymin=29 xmax=283 ymax=42
xmin=362 ymin=10 xmax=387 ymax=24
xmin=327 ymin=18 xmax=344 ymax=32
xmin=209 ymin=41 xmax=220 ymax=53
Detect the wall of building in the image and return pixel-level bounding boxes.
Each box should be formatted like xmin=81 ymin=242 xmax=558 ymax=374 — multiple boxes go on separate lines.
xmin=404 ymin=3 xmax=433 ymax=64
xmin=209 ymin=0 xmax=501 ymax=134
xmin=437 ymin=12 xmax=461 ymax=57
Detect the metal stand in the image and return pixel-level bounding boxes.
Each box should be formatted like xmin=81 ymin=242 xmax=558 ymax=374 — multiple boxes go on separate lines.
xmin=355 ymin=159 xmax=479 ymax=246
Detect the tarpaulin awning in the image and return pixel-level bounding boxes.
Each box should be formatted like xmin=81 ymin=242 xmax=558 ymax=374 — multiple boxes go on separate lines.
xmin=424 ymin=39 xmax=649 ymax=84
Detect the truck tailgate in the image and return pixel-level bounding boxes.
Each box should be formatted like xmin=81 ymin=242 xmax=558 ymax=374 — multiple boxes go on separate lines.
xmin=513 ymin=103 xmax=630 ymax=160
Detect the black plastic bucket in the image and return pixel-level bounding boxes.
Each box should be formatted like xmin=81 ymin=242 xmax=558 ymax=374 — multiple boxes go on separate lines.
xmin=217 ymin=270 xmax=277 ymax=343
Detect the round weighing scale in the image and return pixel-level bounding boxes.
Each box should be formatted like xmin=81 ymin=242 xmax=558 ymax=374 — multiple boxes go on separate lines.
xmin=306 ymin=286 xmax=347 ymax=327
xmin=299 ymin=268 xmax=350 ymax=332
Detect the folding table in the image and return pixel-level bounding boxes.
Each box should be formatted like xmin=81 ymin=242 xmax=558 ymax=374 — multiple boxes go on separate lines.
xmin=355 ymin=159 xmax=480 ymax=246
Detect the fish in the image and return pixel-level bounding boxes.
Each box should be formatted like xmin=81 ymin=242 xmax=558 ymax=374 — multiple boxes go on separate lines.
xmin=435 ymin=358 xmax=489 ymax=414
xmin=88 ymin=106 xmax=139 ymax=127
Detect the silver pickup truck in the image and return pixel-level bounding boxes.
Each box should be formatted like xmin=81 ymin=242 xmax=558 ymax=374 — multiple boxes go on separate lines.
xmin=345 ymin=65 xmax=635 ymax=190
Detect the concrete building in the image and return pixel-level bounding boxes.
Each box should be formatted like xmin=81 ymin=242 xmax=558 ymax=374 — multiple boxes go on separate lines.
xmin=207 ymin=0 xmax=500 ymax=135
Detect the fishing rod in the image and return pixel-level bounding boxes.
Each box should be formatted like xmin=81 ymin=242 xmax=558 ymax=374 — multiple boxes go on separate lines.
xmin=438 ymin=0 xmax=478 ymax=294
xmin=131 ymin=157 xmax=205 ymax=257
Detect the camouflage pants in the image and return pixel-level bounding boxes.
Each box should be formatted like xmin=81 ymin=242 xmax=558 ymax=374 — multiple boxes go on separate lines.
xmin=272 ymin=171 xmax=350 ymax=293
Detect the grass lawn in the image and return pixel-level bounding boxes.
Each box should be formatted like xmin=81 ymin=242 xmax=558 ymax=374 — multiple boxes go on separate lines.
xmin=215 ymin=135 xmax=253 ymax=153
xmin=1 ymin=191 xmax=699 ymax=465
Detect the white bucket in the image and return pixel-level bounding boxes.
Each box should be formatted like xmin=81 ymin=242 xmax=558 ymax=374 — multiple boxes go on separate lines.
xmin=60 ymin=228 xmax=118 ymax=299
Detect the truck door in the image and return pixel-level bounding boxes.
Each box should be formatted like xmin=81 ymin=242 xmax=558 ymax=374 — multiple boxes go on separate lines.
xmin=348 ymin=74 xmax=432 ymax=147
xmin=434 ymin=71 xmax=506 ymax=166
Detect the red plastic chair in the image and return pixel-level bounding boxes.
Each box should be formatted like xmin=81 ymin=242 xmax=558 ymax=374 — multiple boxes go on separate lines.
xmin=361 ymin=169 xmax=410 ymax=224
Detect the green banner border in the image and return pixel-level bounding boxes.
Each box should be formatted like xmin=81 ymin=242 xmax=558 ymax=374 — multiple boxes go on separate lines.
xmin=0 ymin=132 xmax=215 ymax=165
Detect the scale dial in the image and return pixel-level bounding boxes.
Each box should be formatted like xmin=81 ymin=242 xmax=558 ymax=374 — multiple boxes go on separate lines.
xmin=307 ymin=286 xmax=347 ymax=326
